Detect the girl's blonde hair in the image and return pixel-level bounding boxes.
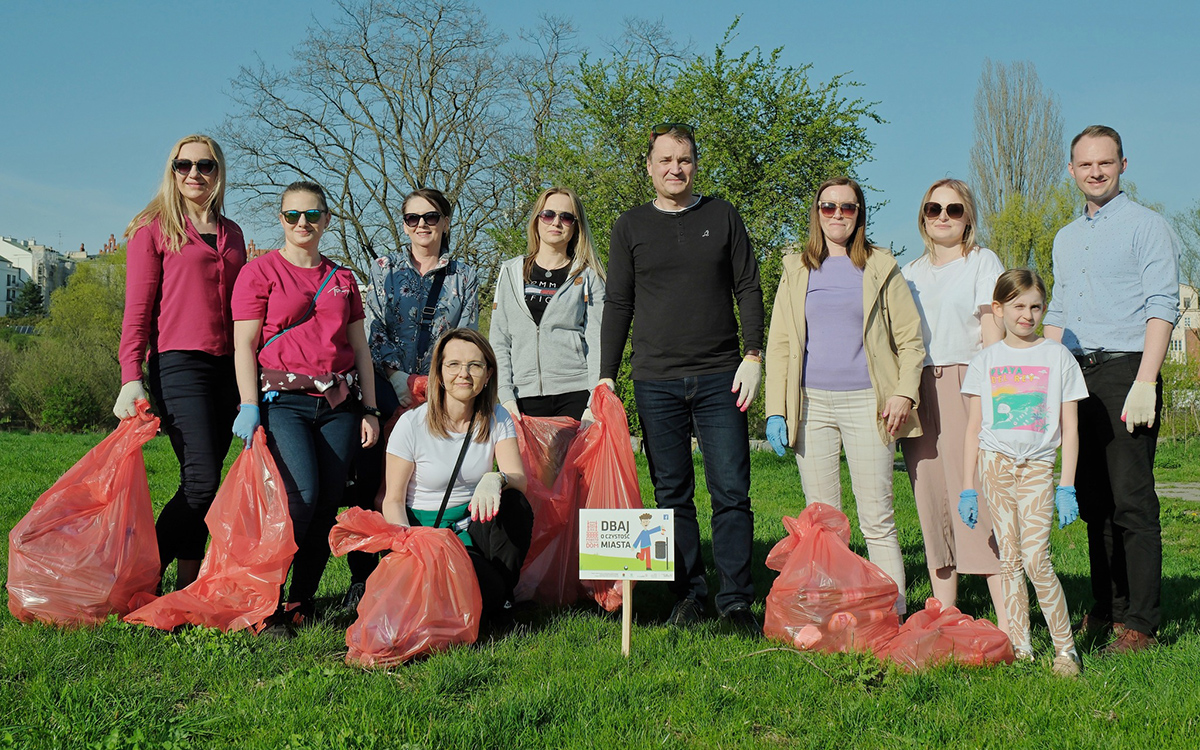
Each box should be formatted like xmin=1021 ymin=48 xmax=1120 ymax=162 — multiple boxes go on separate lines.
xmin=992 ymin=268 xmax=1047 ymax=305
xmin=523 ymin=187 xmax=605 ymax=282
xmin=916 ymin=178 xmax=979 ymax=257
xmin=426 ymin=328 xmax=499 ymax=443
xmin=125 ymin=134 xmax=227 ymax=252
xmin=802 ymin=177 xmax=879 ymax=270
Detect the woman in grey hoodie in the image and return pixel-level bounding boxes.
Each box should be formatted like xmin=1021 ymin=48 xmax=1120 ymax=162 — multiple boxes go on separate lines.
xmin=490 ymin=187 xmax=606 ymax=422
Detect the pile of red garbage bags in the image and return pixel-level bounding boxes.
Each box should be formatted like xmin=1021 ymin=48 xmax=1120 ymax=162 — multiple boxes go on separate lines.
xmin=764 ymin=502 xmax=1014 ymax=670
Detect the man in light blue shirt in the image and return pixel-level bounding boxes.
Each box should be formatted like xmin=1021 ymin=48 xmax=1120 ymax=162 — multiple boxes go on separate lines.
xmin=1044 ymin=125 xmax=1180 ymax=655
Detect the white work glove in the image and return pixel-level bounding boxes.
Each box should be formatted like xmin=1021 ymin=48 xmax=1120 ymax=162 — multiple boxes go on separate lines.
xmin=502 ymin=400 xmax=520 ymax=421
xmin=389 ymin=370 xmax=413 ymax=408
xmin=580 ymin=407 xmax=596 ymax=428
xmin=113 ymin=381 xmax=147 ymax=419
xmin=731 ymin=358 xmax=762 ymax=412
xmin=596 ymin=378 xmax=615 ymax=392
xmin=470 ymin=472 xmax=504 ymax=522
xmin=1121 ymin=380 xmax=1157 ymax=432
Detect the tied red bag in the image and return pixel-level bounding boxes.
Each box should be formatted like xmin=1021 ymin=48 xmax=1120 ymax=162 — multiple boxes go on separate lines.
xmin=7 ymin=399 xmax=161 ymax=626
xmin=883 ymin=598 xmax=1015 ymax=670
xmin=764 ymin=503 xmax=900 ymax=654
xmin=125 ymin=428 xmax=296 ymax=632
xmin=329 ymin=507 xmax=482 ymax=667
xmin=513 ymin=416 xmax=582 ymax=607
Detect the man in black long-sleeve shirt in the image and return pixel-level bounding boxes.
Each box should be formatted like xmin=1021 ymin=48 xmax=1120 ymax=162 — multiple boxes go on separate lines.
xmin=599 ymin=123 xmax=764 ymax=633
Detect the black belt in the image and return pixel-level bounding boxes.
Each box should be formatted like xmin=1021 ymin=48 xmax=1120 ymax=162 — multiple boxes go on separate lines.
xmin=1074 ymin=350 xmax=1138 ymax=369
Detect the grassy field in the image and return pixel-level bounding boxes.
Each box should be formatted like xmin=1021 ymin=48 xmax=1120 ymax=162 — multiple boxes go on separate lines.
xmin=1 ymin=431 xmax=1199 ymax=749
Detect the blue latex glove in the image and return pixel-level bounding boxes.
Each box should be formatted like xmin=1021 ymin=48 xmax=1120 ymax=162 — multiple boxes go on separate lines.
xmin=1055 ymin=486 xmax=1079 ymax=528
xmin=766 ymin=415 xmax=789 ymax=457
xmin=232 ymin=404 xmax=259 ymax=447
xmin=958 ymin=489 xmax=979 ymax=529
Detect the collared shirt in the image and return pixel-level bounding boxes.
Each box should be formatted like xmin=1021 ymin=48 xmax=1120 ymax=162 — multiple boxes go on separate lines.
xmin=1044 ymin=192 xmax=1179 ymax=354
xmin=365 ymin=250 xmax=479 ymax=375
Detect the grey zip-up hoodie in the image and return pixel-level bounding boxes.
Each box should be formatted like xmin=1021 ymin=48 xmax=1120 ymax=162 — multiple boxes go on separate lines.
xmin=489 ymin=255 xmax=605 ymax=404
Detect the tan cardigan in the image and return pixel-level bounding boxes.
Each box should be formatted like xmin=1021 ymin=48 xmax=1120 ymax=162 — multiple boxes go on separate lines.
xmin=764 ymin=249 xmax=925 ymax=445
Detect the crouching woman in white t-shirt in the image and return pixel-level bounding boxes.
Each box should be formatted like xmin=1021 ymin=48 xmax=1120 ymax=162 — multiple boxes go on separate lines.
xmin=381 ymin=328 xmax=533 ymax=622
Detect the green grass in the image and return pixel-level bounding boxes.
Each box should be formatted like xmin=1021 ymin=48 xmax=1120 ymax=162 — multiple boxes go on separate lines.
xmin=2 ymin=431 xmax=1199 ymax=748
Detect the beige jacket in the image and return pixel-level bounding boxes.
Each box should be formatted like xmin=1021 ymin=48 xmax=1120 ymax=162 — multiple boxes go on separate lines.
xmin=765 ymin=249 xmax=925 ymax=445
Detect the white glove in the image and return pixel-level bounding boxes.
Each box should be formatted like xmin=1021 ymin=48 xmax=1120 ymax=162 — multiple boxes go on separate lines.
xmin=389 ymin=370 xmax=413 ymax=408
xmin=502 ymin=400 xmax=520 ymax=421
xmin=580 ymin=407 xmax=596 ymax=428
xmin=597 ymin=378 xmax=615 ymax=392
xmin=470 ymin=472 xmax=504 ymax=522
xmin=731 ymin=358 xmax=762 ymax=411
xmin=1121 ymin=380 xmax=1157 ymax=433
xmin=113 ymin=381 xmax=147 ymax=419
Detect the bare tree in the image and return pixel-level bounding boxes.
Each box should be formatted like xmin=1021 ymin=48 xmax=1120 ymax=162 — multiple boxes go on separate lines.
xmin=1175 ymin=202 xmax=1200 ymax=292
xmin=219 ymin=0 xmax=527 ymax=282
xmin=969 ymin=59 xmax=1064 ymax=244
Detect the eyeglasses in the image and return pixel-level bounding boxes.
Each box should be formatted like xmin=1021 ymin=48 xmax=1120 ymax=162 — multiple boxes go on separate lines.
xmin=651 ymin=122 xmax=694 ymax=137
xmin=537 ymin=210 xmax=577 ymax=226
xmin=442 ymin=360 xmax=486 ymax=376
xmin=172 ymin=159 xmax=218 ymax=176
xmin=281 ymin=209 xmax=326 ymax=225
xmin=403 ymin=211 xmax=443 ymax=227
xmin=923 ymin=202 xmax=966 ymax=220
xmin=818 ymin=202 xmax=860 ymax=218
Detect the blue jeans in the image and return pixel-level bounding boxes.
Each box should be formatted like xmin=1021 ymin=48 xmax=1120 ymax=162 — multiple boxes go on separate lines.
xmin=262 ymin=392 xmax=360 ymax=606
xmin=634 ymin=369 xmax=754 ymax=614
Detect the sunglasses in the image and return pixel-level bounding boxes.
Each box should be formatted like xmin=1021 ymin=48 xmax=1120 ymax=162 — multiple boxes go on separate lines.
xmin=537 ymin=209 xmax=577 ymax=226
xmin=818 ymin=202 xmax=859 ymax=218
xmin=403 ymin=211 xmax=443 ymax=227
xmin=172 ymin=158 xmax=218 ymax=176
xmin=923 ymin=202 xmax=965 ymax=219
xmin=281 ymin=209 xmax=326 ymax=225
xmin=651 ymin=122 xmax=694 ymax=137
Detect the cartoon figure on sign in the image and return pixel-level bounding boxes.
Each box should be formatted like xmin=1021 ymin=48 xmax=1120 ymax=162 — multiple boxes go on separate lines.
xmin=633 ymin=513 xmax=664 ymax=570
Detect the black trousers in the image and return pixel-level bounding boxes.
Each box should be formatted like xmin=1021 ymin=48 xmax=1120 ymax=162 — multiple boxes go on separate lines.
xmin=147 ymin=351 xmax=238 ymax=563
xmin=468 ymin=488 xmax=534 ymax=620
xmin=347 ymin=368 xmax=401 ymax=585
xmin=1075 ymin=355 xmax=1162 ymax=636
xmin=517 ymin=390 xmax=589 ymax=420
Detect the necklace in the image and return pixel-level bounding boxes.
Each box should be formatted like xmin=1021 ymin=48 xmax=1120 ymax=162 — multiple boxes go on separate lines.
xmin=537 ymin=256 xmax=571 ymax=278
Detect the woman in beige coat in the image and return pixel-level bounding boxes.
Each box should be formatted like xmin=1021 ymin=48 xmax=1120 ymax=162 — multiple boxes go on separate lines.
xmin=764 ymin=176 xmax=925 ymax=614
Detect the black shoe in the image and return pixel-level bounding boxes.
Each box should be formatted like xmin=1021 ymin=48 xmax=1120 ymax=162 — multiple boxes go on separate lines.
xmin=667 ymin=598 xmax=705 ymax=628
xmin=341 ymin=582 xmax=366 ymax=612
xmin=256 ymin=610 xmax=295 ymax=640
xmin=719 ymin=604 xmax=761 ymax=638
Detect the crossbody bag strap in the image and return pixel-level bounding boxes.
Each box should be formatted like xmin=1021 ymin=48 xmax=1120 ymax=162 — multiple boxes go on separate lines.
xmin=429 ymin=408 xmax=477 ymax=529
xmin=415 ymin=260 xmax=452 ymax=360
xmin=260 ymin=264 xmax=341 ymax=352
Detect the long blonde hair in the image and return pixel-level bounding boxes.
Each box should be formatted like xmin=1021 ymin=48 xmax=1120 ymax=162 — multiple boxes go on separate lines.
xmin=426 ymin=328 xmax=499 ymax=443
xmin=802 ymin=177 xmax=878 ymax=270
xmin=124 ymin=134 xmax=227 ymax=252
xmin=523 ymin=187 xmax=605 ymax=282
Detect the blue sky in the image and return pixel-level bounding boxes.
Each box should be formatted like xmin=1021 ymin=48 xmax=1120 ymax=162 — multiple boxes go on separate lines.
xmin=2 ymin=0 xmax=1197 ymax=264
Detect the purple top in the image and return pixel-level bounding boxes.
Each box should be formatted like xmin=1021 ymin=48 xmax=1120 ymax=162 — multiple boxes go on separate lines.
xmin=803 ymin=256 xmax=871 ymax=391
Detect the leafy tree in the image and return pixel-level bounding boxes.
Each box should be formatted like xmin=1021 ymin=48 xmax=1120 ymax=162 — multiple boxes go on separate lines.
xmin=987 ymin=179 xmax=1076 ymax=293
xmin=11 ymin=280 xmax=44 ymax=318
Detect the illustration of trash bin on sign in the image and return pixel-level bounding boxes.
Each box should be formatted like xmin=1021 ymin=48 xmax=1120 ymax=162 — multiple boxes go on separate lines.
xmin=654 ymin=540 xmax=668 ymax=560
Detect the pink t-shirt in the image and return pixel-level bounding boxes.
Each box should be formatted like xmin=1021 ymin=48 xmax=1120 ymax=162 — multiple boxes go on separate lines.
xmin=231 ymin=250 xmax=365 ymax=377
xmin=119 ymin=216 xmax=246 ymax=382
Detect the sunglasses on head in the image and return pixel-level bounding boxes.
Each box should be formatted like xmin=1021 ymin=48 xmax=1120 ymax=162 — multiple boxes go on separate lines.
xmin=172 ymin=158 xmax=218 ymax=176
xmin=537 ymin=209 xmax=577 ymax=226
xmin=651 ymin=122 xmax=694 ymax=137
xmin=403 ymin=211 xmax=443 ymax=227
xmin=281 ymin=209 xmax=326 ymax=225
xmin=923 ymin=202 xmax=965 ymax=219
xmin=818 ymin=202 xmax=859 ymax=218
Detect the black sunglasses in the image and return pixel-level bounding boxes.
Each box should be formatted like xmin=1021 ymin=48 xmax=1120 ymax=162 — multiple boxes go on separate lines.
xmin=172 ymin=158 xmax=218 ymax=176
xmin=281 ymin=209 xmax=326 ymax=225
xmin=403 ymin=211 xmax=443 ymax=227
xmin=923 ymin=202 xmax=965 ymax=220
xmin=537 ymin=209 xmax=577 ymax=226
xmin=818 ymin=202 xmax=860 ymax=218
xmin=651 ymin=122 xmax=694 ymax=137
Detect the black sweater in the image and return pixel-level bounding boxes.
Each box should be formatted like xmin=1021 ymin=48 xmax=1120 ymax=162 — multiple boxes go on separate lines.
xmin=600 ymin=196 xmax=764 ymax=381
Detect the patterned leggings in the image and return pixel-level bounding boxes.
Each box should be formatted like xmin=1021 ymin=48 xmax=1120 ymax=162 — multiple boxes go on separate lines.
xmin=980 ymin=451 xmax=1074 ymax=654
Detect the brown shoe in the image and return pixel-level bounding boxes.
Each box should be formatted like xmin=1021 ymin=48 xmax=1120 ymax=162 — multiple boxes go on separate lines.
xmin=1101 ymin=628 xmax=1157 ymax=656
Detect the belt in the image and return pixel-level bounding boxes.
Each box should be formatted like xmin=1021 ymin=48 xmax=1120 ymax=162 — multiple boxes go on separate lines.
xmin=1074 ymin=350 xmax=1138 ymax=369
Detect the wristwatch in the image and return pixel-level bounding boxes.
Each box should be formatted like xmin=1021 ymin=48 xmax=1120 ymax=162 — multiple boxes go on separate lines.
xmin=363 ymin=405 xmax=383 ymax=419
xmin=498 ymin=471 xmax=509 ymax=489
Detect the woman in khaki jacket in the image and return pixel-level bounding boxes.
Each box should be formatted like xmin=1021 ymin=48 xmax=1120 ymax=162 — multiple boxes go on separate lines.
xmin=764 ymin=177 xmax=925 ymax=614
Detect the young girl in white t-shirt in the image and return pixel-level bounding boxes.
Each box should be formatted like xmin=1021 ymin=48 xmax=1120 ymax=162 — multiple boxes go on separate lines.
xmin=959 ymin=269 xmax=1088 ymax=677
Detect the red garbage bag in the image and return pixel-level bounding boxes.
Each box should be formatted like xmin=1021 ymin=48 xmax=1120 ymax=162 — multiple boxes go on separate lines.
xmin=329 ymin=507 xmax=481 ymax=667
xmin=381 ymin=374 xmax=428 ymax=441
xmin=513 ymin=416 xmax=582 ymax=607
xmin=125 ymin=428 xmax=297 ymax=632
xmin=764 ymin=503 xmax=900 ymax=653
xmin=883 ymin=598 xmax=1015 ymax=670
xmin=7 ymin=399 xmax=161 ymax=626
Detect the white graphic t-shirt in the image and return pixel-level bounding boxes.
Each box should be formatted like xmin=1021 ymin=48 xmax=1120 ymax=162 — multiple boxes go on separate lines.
xmin=961 ymin=339 xmax=1088 ymax=464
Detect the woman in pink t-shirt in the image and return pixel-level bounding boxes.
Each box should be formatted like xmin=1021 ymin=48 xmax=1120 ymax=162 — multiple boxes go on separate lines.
xmin=114 ymin=134 xmax=246 ymax=591
xmin=231 ymin=181 xmax=380 ymax=636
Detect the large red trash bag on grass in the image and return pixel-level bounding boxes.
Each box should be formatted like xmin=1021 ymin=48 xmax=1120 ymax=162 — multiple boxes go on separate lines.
xmin=883 ymin=598 xmax=1015 ymax=670
xmin=7 ymin=399 xmax=161 ymax=626
xmin=124 ymin=428 xmax=297 ymax=632
xmin=512 ymin=416 xmax=581 ymax=607
xmin=764 ymin=503 xmax=900 ymax=653
xmin=330 ymin=507 xmax=482 ymax=667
